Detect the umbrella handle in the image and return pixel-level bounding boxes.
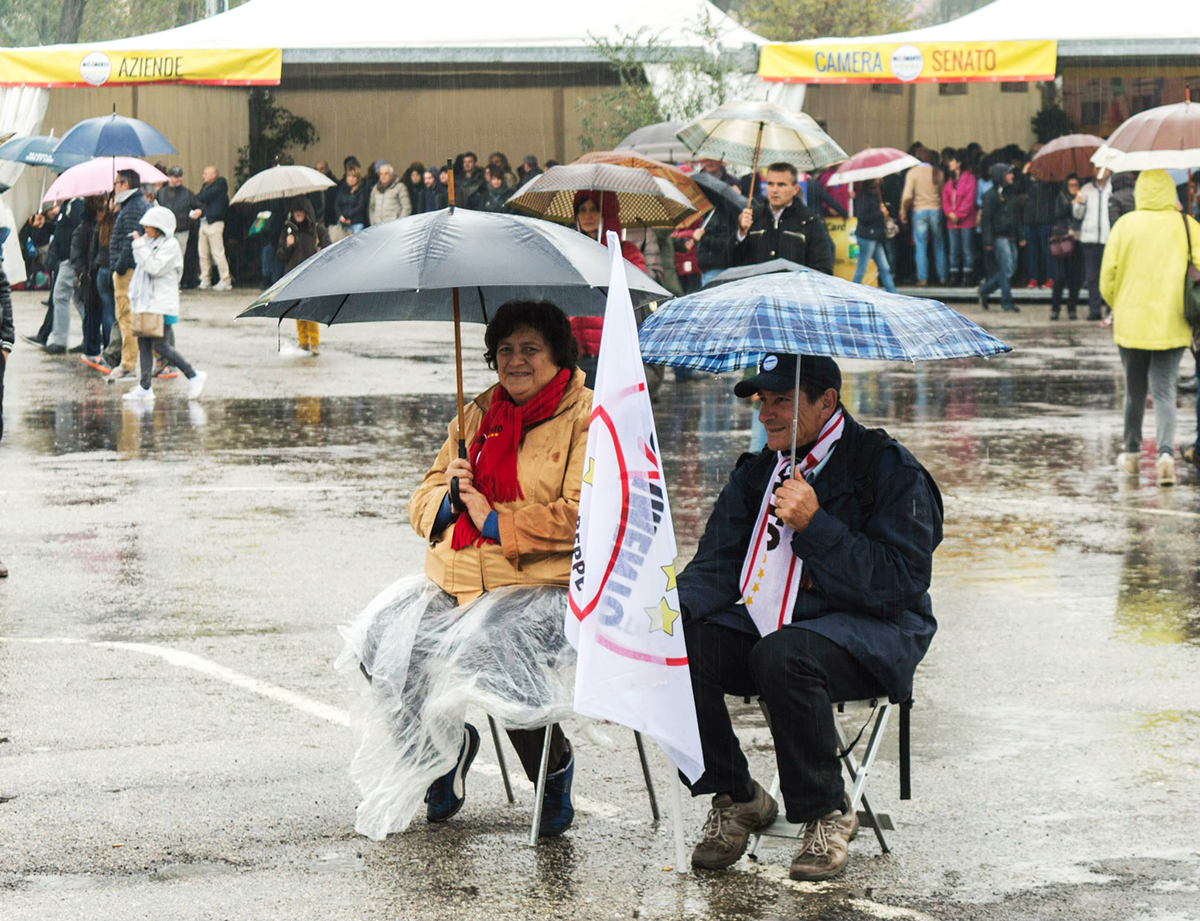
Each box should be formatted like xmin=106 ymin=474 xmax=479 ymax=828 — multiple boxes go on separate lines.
xmin=450 ymin=440 xmax=467 ymax=513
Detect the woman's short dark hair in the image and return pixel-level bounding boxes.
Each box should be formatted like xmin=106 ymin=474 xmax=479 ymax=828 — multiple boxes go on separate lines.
xmin=484 ymin=301 xmax=578 ymax=373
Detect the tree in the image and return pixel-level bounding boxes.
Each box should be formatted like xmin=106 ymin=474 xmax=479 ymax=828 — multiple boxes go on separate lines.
xmin=56 ymin=0 xmax=86 ymax=43
xmin=730 ymin=0 xmax=915 ymax=42
xmin=0 ymin=0 xmax=248 ymax=46
xmin=235 ymin=90 xmax=319 ymax=184
xmin=577 ymin=13 xmax=747 ymax=153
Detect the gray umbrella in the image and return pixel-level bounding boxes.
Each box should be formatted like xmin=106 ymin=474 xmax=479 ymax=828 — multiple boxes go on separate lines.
xmin=615 ymin=121 xmax=688 ymax=161
xmin=239 ymin=207 xmax=670 ymax=324
xmin=690 ymin=169 xmax=747 ymax=216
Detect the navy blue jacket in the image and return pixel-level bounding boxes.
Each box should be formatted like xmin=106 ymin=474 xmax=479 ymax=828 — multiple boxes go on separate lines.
xmin=677 ymin=412 xmax=943 ymax=703
xmin=110 ymin=191 xmax=149 ymax=275
xmin=196 ymin=176 xmax=229 ymax=224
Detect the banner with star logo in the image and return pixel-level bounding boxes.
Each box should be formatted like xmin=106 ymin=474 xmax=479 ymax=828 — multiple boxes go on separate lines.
xmin=565 ymin=232 xmax=704 ymax=784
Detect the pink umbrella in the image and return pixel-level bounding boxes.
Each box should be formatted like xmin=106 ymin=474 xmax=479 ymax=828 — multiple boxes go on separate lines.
xmin=826 ymin=147 xmax=920 ymax=187
xmin=42 ymin=157 xmax=168 ymax=203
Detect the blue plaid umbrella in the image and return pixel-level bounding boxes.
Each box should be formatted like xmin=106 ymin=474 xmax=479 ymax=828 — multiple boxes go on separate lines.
xmin=638 ymin=268 xmax=1011 ymax=372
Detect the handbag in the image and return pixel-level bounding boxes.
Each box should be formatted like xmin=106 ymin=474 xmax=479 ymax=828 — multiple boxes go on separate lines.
xmin=1048 ymin=233 xmax=1075 ymax=258
xmin=132 ymin=312 xmax=164 ymax=338
xmin=1182 ymin=213 xmax=1200 ymax=334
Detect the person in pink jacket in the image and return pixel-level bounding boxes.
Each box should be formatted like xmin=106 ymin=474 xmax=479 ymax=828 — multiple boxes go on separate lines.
xmin=941 ymin=149 xmax=978 ymax=287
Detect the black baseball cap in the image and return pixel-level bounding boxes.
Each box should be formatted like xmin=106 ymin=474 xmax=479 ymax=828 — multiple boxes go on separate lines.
xmin=166 ymin=166 xmax=183 ymax=177
xmin=734 ymin=354 xmax=842 ymax=398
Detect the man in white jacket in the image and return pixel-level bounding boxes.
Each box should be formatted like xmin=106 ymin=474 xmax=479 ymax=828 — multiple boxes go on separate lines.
xmin=1078 ymin=170 xmax=1113 ymax=321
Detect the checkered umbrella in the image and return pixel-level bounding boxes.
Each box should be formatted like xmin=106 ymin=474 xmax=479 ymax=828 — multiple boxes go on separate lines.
xmin=573 ymin=151 xmax=712 ymax=222
xmin=675 ymin=100 xmax=848 ymax=174
xmin=638 ymin=267 xmax=1011 ymax=373
xmin=505 ymin=163 xmax=697 ymax=228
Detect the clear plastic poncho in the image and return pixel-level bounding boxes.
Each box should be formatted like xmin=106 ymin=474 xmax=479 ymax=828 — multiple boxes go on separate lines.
xmin=335 ymin=575 xmax=576 ymax=840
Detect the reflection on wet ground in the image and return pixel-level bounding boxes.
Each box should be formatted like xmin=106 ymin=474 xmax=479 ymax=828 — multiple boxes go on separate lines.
xmin=4 ymin=312 xmax=1200 ymax=920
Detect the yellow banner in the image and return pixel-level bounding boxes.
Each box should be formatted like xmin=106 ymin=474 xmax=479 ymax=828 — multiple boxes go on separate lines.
xmin=760 ymin=40 xmax=1057 ymax=85
xmin=0 ymin=47 xmax=282 ymax=88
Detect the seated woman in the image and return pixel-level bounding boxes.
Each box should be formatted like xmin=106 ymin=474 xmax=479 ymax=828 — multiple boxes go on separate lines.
xmin=338 ymin=301 xmax=591 ymax=841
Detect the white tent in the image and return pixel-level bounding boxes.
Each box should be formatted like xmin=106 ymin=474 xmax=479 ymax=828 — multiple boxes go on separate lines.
xmin=781 ymin=0 xmax=1198 ymax=54
xmin=29 ymin=0 xmax=764 ymax=60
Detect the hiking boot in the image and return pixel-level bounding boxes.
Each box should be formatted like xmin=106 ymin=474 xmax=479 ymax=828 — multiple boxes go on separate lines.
xmin=1116 ymin=452 xmax=1139 ymax=476
xmin=538 ymin=741 xmax=575 ymax=837
xmin=1156 ymin=454 xmax=1176 ymax=487
xmin=789 ymin=807 xmax=859 ymax=882
xmin=425 ymin=723 xmax=480 ymax=823
xmin=691 ymin=780 xmax=778 ymax=870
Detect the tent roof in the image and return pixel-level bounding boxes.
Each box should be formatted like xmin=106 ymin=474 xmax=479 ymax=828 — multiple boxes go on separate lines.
xmin=28 ymin=0 xmax=765 ymax=65
xmin=782 ymin=0 xmax=1199 ymax=58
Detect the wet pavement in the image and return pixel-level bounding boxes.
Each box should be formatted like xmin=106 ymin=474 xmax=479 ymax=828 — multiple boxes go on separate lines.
xmin=1 ymin=289 xmax=1199 ymax=921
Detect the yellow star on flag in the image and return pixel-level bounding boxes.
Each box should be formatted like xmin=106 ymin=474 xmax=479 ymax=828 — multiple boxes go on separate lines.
xmin=582 ymin=457 xmax=595 ymax=485
xmin=645 ymin=597 xmax=681 ymax=636
xmin=661 ymin=564 xmax=677 ymax=592
xmin=757 ymin=568 xmax=765 ymax=578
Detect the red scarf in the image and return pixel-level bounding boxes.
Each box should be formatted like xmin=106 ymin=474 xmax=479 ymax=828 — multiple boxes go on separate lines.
xmin=451 ymin=367 xmax=572 ymax=549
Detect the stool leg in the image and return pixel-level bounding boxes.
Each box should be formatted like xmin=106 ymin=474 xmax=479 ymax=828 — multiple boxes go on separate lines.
xmin=747 ymin=769 xmax=781 ymax=859
xmin=528 ymin=726 xmax=553 ymax=847
xmin=634 ymin=731 xmax=660 ymax=822
xmin=859 ymin=792 xmax=890 ymax=854
xmin=487 ymin=715 xmax=514 ymax=805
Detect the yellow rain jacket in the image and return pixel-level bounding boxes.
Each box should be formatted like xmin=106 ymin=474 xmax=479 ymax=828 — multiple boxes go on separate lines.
xmin=1100 ymin=169 xmax=1200 ymax=350
xmin=408 ymin=368 xmax=591 ymax=605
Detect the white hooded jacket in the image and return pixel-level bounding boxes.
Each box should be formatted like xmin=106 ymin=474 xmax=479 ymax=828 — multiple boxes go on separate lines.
xmin=1078 ymin=179 xmax=1112 ymax=245
xmin=130 ymin=205 xmax=183 ymax=317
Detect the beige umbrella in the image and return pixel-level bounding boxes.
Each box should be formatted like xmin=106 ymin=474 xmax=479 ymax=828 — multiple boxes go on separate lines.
xmin=231 ymin=164 xmax=335 ymax=205
xmin=505 ymin=163 xmax=698 ymax=228
xmin=1092 ymin=92 xmax=1200 ymax=210
xmin=674 ymin=99 xmax=848 ymax=207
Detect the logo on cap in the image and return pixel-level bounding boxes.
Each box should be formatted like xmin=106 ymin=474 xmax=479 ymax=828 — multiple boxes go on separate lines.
xmin=762 ymin=355 xmax=778 ymax=371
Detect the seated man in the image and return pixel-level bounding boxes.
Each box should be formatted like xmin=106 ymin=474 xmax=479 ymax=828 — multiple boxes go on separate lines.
xmin=676 ymin=354 xmax=943 ymax=881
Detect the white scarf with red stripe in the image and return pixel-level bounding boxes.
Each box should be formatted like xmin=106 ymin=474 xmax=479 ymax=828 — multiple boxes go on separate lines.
xmin=739 ymin=409 xmax=845 ymax=637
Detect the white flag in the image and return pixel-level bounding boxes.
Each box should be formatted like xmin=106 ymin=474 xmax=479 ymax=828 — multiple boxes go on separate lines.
xmin=566 ymin=232 xmax=704 ymax=783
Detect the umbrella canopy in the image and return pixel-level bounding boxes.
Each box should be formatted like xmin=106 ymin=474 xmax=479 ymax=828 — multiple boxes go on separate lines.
xmin=573 ymin=151 xmax=711 ymax=222
xmin=238 ymin=207 xmax=671 ymax=325
xmin=690 ymin=169 xmax=747 ymax=215
xmin=42 ymin=157 xmax=168 ymax=203
xmin=674 ymin=99 xmax=848 ymax=173
xmin=54 ymin=114 xmax=176 ymax=160
xmin=230 ymin=164 xmax=336 ymax=205
xmin=638 ymin=268 xmax=1011 ymax=373
xmin=1092 ymin=99 xmax=1200 ymax=172
xmin=1030 ymin=134 xmax=1105 ymax=182
xmin=704 ymin=258 xmax=801 ymax=287
xmin=826 ymin=147 xmax=920 ymax=187
xmin=615 ymin=121 xmax=688 ymax=161
xmin=505 ymin=163 xmax=697 ymax=228
xmin=0 ymin=134 xmax=88 ymax=172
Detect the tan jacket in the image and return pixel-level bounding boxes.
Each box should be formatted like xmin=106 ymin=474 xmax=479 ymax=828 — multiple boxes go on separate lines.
xmin=901 ymin=164 xmax=942 ymax=215
xmin=408 ymin=368 xmax=592 ymax=604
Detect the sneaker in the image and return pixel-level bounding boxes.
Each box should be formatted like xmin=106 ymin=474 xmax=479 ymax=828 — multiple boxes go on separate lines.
xmin=213 ymin=280 xmax=233 ymax=292
xmin=425 ymin=723 xmax=480 ymax=823
xmin=106 ymin=366 xmax=135 ymax=384
xmin=1156 ymin=454 xmax=1176 ymax=487
xmin=187 ymin=370 xmax=208 ymax=401
xmin=789 ymin=807 xmax=859 ymax=882
xmin=1002 ymin=304 xmax=1020 ymax=313
xmin=1042 ymin=279 xmax=1054 ymax=290
xmin=1116 ymin=452 xmax=1139 ymax=476
xmin=308 ymin=345 xmax=320 ymax=356
xmin=20 ymin=333 xmax=46 ymax=347
xmin=122 ymin=384 xmax=154 ymax=403
xmin=41 ymin=342 xmax=66 ymax=355
xmin=538 ymin=741 xmax=575 ymax=838
xmin=691 ymin=780 xmax=778 ymax=870
xmin=1178 ymin=375 xmax=1198 ymax=394
xmin=1026 ymin=279 xmax=1038 ymax=289
xmin=198 ymin=281 xmax=212 ymax=290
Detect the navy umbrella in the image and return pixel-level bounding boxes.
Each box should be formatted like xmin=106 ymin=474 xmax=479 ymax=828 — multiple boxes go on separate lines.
xmin=53 ymin=114 xmax=176 ymax=159
xmin=0 ymin=134 xmax=89 ymax=171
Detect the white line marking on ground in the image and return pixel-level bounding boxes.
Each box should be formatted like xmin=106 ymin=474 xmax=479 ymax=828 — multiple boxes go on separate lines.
xmin=0 ymin=636 xmax=349 ymax=727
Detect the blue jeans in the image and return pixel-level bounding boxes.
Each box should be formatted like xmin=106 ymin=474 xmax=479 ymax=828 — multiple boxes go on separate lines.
xmin=980 ymin=237 xmax=1017 ymax=310
xmin=349 ymin=223 xmax=364 ymax=235
xmin=1023 ymin=223 xmax=1053 ymax=284
xmin=912 ymin=209 xmax=947 ymax=283
xmin=852 ymin=238 xmax=897 ymax=292
xmin=700 ymin=268 xmax=724 ymax=287
xmin=946 ymin=226 xmax=974 ymax=277
xmin=96 ymin=268 xmax=115 ymax=346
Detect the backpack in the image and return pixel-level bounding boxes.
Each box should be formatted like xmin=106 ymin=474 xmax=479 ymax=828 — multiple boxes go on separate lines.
xmin=848 ymin=424 xmax=944 ymax=524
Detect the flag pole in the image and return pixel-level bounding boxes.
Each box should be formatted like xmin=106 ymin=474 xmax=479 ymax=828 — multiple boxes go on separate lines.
xmin=790 ymin=355 xmax=802 ymax=471
xmin=670 ymin=773 xmax=689 ymax=874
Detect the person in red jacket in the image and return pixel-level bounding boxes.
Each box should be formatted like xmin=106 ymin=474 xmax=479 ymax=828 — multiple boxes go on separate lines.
xmin=568 ymin=190 xmax=646 ymax=386
xmin=941 ymin=149 xmax=978 ymax=287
